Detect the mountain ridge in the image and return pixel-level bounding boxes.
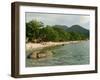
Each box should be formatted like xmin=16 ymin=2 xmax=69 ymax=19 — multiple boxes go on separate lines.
xmin=53 ymin=24 xmax=89 ymax=37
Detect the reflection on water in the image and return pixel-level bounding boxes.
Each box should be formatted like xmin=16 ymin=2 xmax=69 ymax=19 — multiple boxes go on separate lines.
xmin=26 ymin=41 xmax=89 ymax=67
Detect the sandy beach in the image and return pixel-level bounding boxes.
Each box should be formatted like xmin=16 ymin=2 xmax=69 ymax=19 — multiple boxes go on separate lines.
xmin=26 ymin=41 xmax=82 ymax=52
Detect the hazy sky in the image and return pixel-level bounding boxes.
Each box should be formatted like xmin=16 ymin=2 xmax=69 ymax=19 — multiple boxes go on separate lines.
xmin=25 ymin=12 xmax=90 ymax=30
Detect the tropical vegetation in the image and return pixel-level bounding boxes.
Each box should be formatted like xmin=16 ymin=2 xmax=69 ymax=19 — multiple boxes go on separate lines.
xmin=26 ymin=20 xmax=89 ymax=43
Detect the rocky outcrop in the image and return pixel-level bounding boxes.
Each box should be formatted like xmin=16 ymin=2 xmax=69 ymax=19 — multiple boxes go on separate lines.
xmin=27 ymin=50 xmax=53 ymax=59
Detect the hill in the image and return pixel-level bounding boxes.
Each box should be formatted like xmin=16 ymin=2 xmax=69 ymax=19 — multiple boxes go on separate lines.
xmin=53 ymin=25 xmax=68 ymax=31
xmin=66 ymin=25 xmax=89 ymax=36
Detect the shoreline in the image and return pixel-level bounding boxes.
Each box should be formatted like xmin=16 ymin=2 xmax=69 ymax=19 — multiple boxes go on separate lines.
xmin=26 ymin=40 xmax=86 ymax=52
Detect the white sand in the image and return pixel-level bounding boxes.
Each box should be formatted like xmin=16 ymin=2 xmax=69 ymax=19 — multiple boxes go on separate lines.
xmin=26 ymin=41 xmax=81 ymax=51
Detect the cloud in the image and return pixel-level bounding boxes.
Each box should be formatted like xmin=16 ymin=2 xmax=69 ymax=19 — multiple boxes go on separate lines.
xmin=79 ymin=16 xmax=90 ymax=24
xmin=26 ymin=12 xmax=90 ymax=29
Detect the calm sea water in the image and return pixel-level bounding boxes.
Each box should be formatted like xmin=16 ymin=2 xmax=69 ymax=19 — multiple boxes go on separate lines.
xmin=26 ymin=41 xmax=89 ymax=67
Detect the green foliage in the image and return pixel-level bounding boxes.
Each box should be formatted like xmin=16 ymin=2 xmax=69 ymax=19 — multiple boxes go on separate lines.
xmin=39 ymin=26 xmax=60 ymax=42
xmin=26 ymin=20 xmax=89 ymax=43
xmin=26 ymin=20 xmax=44 ymax=41
xmin=66 ymin=25 xmax=89 ymax=37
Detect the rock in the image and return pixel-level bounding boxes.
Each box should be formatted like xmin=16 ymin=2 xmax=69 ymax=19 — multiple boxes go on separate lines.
xmin=38 ymin=51 xmax=53 ymax=58
xmin=27 ymin=50 xmax=53 ymax=59
xmin=30 ymin=52 xmax=38 ymax=59
xmin=37 ymin=53 xmax=47 ymax=58
xmin=46 ymin=51 xmax=53 ymax=56
xmin=27 ymin=51 xmax=39 ymax=59
xmin=62 ymin=44 xmax=64 ymax=46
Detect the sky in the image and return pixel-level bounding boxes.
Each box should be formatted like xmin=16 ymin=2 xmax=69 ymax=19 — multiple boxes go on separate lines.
xmin=25 ymin=12 xmax=90 ymax=30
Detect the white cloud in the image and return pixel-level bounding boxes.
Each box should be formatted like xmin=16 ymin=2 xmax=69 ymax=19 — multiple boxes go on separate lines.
xmin=26 ymin=12 xmax=90 ymax=29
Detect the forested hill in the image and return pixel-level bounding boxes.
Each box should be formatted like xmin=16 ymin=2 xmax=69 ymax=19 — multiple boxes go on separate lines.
xmin=54 ymin=24 xmax=89 ymax=37
xmin=66 ymin=25 xmax=89 ymax=37
xmin=53 ymin=25 xmax=68 ymax=31
xmin=26 ymin=20 xmax=89 ymax=43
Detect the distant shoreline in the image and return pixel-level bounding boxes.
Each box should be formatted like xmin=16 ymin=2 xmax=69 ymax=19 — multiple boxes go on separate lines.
xmin=26 ymin=40 xmax=87 ymax=52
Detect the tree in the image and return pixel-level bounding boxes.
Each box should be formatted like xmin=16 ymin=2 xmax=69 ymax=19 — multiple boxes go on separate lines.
xmin=26 ymin=20 xmax=44 ymax=42
xmin=39 ymin=26 xmax=60 ymax=41
xmin=53 ymin=27 xmax=70 ymax=41
xmin=26 ymin=20 xmax=89 ymax=43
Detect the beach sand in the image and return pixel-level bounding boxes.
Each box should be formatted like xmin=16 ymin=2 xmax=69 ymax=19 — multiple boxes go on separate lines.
xmin=26 ymin=41 xmax=81 ymax=52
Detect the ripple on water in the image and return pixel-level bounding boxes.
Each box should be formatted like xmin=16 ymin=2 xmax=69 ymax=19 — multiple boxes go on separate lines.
xmin=26 ymin=41 xmax=90 ymax=67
